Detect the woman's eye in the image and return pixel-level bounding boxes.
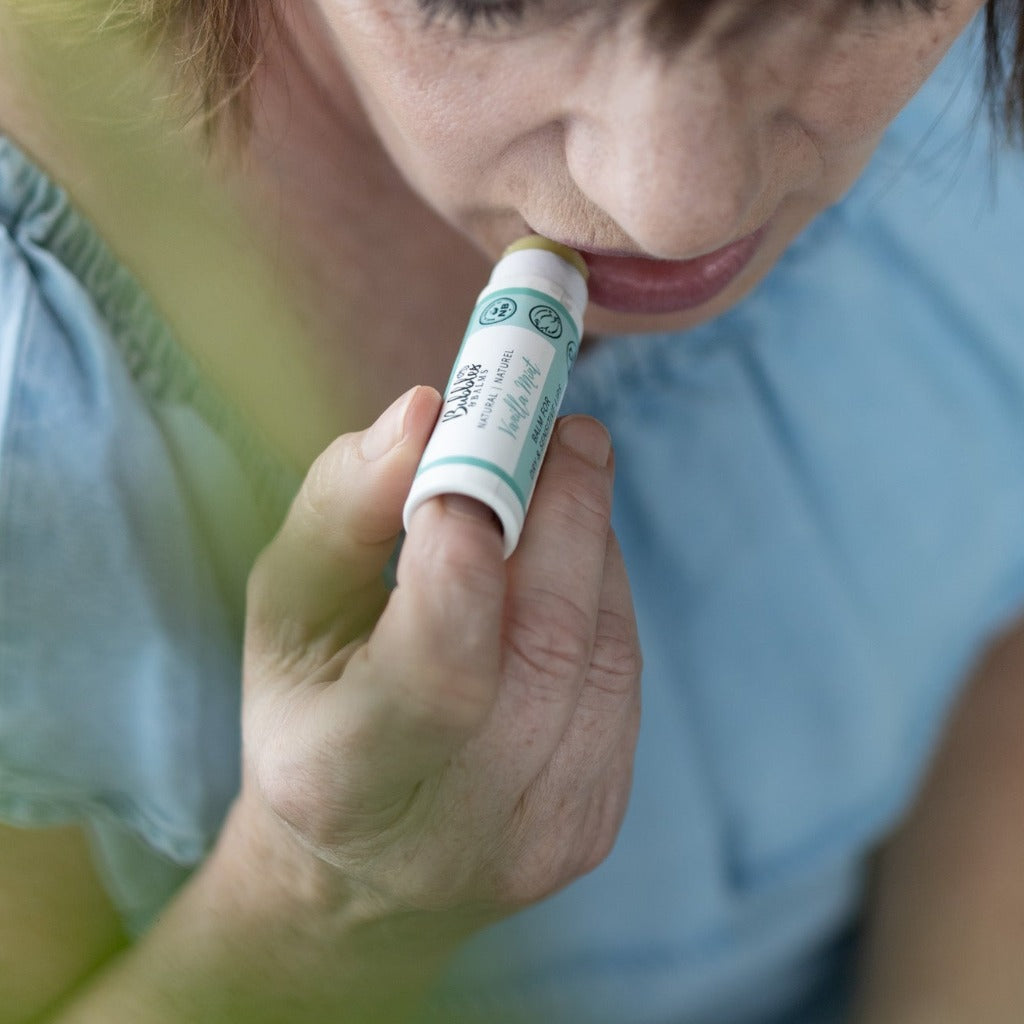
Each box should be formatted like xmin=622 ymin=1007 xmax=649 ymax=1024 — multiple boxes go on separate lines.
xmin=416 ymin=0 xmax=535 ymax=30
xmin=413 ymin=0 xmax=939 ymax=37
xmin=857 ymin=0 xmax=940 ymax=14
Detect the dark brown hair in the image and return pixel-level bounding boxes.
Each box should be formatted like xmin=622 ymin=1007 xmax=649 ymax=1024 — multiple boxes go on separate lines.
xmin=986 ymin=0 xmax=1024 ymax=137
xmin=138 ymin=0 xmax=1024 ymax=141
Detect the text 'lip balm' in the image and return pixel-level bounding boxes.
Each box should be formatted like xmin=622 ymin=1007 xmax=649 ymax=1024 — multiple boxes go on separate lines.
xmin=403 ymin=235 xmax=589 ymax=558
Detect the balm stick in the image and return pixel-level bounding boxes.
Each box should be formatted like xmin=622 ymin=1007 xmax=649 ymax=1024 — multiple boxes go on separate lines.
xmin=403 ymin=236 xmax=589 ymax=557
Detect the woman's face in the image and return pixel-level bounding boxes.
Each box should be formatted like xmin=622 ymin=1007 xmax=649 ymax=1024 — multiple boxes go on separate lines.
xmin=307 ymin=0 xmax=984 ymax=335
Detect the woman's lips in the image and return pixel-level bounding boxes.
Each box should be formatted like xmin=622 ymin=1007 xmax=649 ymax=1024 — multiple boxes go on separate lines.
xmin=575 ymin=226 xmax=768 ymax=316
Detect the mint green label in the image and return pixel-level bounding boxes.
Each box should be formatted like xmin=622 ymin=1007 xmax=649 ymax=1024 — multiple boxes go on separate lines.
xmin=418 ymin=286 xmax=581 ymax=514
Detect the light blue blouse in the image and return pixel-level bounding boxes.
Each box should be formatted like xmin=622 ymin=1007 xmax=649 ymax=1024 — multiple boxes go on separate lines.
xmin=0 ymin=135 xmax=298 ymax=933
xmin=3 ymin=14 xmax=1024 ymax=1022
xmin=423 ymin=19 xmax=1024 ymax=1024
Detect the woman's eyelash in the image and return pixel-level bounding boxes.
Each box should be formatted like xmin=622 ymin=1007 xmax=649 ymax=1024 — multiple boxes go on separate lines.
xmin=415 ymin=0 xmax=941 ymax=33
xmin=859 ymin=0 xmax=940 ymax=13
xmin=416 ymin=0 xmax=531 ymax=30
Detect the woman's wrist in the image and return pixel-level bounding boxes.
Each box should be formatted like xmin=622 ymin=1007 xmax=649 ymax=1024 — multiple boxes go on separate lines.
xmin=42 ymin=790 xmax=481 ymax=1024
xmin=205 ymin=785 xmax=484 ymax=990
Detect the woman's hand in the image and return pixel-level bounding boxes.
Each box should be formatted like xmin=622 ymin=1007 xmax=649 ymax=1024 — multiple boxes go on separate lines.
xmin=240 ymin=384 xmax=641 ymax=930
xmin=6 ymin=386 xmax=635 ymax=1024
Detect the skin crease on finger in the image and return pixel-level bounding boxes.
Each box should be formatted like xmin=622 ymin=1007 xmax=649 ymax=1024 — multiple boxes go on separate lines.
xmin=285 ymin=0 xmax=984 ymax=339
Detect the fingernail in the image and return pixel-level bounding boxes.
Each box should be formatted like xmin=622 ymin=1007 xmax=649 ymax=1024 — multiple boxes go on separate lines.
xmin=362 ymin=388 xmax=417 ymax=461
xmin=441 ymin=494 xmax=502 ymax=529
xmin=557 ymin=416 xmax=611 ymax=468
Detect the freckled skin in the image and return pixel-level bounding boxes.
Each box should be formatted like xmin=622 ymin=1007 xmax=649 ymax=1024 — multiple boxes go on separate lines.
xmin=296 ymin=0 xmax=984 ymax=336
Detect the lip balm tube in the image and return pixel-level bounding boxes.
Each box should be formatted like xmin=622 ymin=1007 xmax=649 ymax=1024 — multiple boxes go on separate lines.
xmin=403 ymin=235 xmax=589 ymax=557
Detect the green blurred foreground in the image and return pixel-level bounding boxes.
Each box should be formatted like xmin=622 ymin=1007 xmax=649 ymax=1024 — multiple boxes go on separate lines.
xmin=1 ymin=0 xmax=350 ymax=471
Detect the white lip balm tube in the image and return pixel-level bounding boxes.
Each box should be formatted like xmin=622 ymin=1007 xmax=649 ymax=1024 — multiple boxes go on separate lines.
xmin=403 ymin=235 xmax=589 ymax=558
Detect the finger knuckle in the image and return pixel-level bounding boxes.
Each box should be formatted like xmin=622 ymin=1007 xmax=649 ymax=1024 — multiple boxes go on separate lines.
xmin=508 ymin=589 xmax=593 ymax=688
xmin=416 ymin=522 xmax=505 ymax=593
xmin=557 ymin=472 xmax=613 ymax=538
xmin=251 ymin=730 xmax=327 ymax=840
xmin=397 ymin=666 xmax=497 ymax=736
xmin=576 ymin=822 xmax=618 ymax=878
xmin=592 ymin=608 xmax=644 ymax=689
xmin=301 ymin=436 xmax=354 ymax=520
xmin=297 ymin=443 xmax=404 ymax=564
xmin=492 ymin=803 xmax=589 ymax=908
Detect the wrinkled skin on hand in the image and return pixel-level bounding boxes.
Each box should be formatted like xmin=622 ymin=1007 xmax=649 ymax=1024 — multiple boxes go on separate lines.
xmin=241 ymin=385 xmax=641 ymax=926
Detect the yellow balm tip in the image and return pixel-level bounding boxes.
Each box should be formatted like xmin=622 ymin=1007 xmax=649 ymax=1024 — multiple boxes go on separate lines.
xmin=502 ymin=235 xmax=589 ymax=281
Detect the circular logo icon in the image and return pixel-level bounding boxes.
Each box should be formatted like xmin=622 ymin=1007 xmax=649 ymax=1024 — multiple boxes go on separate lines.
xmin=529 ymin=304 xmax=563 ymax=339
xmin=566 ymin=340 xmax=578 ymax=366
xmin=480 ymin=297 xmax=517 ymax=325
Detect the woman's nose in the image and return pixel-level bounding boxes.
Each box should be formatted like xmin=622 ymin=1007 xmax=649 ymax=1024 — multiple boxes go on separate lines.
xmin=563 ymin=45 xmax=765 ymax=258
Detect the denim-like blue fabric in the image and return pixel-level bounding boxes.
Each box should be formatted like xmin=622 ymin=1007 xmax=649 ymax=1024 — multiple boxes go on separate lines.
xmin=0 ymin=137 xmax=297 ymax=934
xmin=3 ymin=12 xmax=1024 ymax=1021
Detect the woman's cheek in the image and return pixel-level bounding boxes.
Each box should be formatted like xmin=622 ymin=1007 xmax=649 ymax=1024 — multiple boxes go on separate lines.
xmin=799 ymin=6 xmax=982 ymax=144
xmin=790 ymin=57 xmax=931 ymax=156
xmin=374 ymin=78 xmax=542 ymax=203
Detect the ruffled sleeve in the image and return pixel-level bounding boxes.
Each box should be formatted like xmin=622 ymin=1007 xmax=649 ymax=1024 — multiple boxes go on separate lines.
xmin=0 ymin=137 xmax=297 ymax=934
